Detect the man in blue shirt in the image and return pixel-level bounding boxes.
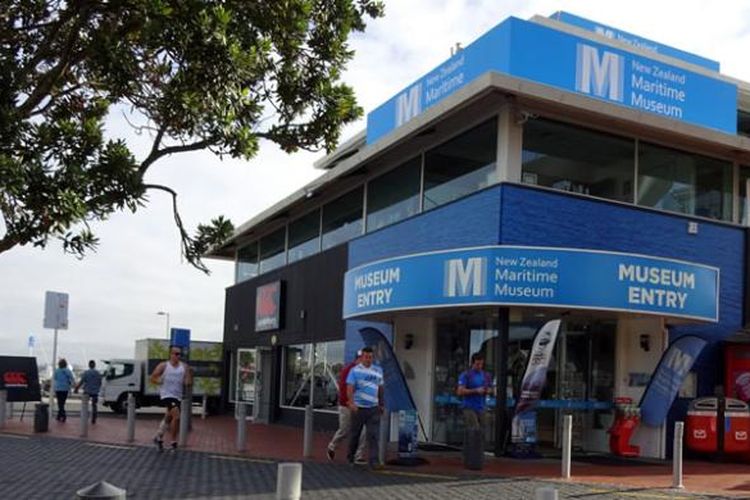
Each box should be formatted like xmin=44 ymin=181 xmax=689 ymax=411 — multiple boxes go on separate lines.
xmin=75 ymin=360 xmax=103 ymax=424
xmin=457 ymin=353 xmax=493 ymax=430
xmin=346 ymin=346 xmax=384 ymax=468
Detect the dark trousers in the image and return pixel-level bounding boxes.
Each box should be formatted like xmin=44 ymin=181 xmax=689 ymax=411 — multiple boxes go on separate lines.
xmin=88 ymin=394 xmax=99 ymax=423
xmin=56 ymin=391 xmax=68 ymax=420
xmin=347 ymin=406 xmax=380 ymax=465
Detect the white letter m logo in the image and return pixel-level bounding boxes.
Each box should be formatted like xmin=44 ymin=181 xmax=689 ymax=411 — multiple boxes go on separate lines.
xmin=575 ymin=44 xmax=624 ymax=102
xmin=396 ymin=83 xmax=422 ymax=127
xmin=666 ymin=348 xmax=693 ymax=377
xmin=444 ymin=257 xmax=486 ymax=297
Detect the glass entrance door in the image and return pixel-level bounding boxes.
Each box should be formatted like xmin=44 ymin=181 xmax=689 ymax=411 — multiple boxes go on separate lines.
xmin=432 ymin=311 xmax=498 ymax=450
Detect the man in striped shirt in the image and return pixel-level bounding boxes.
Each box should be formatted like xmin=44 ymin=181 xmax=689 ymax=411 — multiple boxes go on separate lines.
xmin=346 ymin=346 xmax=384 ymax=467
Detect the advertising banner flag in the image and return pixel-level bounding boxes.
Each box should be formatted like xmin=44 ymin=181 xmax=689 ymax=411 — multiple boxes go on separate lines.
xmin=358 ymin=327 xmax=416 ymax=412
xmin=515 ymin=319 xmax=562 ymax=415
xmin=639 ymin=334 xmax=707 ymax=427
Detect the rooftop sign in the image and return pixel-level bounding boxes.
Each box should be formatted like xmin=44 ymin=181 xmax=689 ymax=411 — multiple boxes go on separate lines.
xmin=550 ymin=11 xmax=720 ymax=72
xmin=343 ymin=246 xmax=720 ymax=322
xmin=366 ymin=16 xmax=736 ymax=144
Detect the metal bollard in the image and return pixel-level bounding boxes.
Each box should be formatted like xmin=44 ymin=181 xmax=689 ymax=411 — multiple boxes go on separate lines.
xmin=561 ymin=414 xmax=572 ymax=479
xmin=202 ymin=394 xmax=208 ymax=420
xmin=236 ymin=402 xmax=247 ymax=452
xmin=126 ymin=393 xmax=136 ymax=443
xmin=673 ymin=421 xmax=684 ymax=489
xmin=76 ymin=480 xmax=126 ymax=499
xmin=535 ymin=487 xmax=559 ymax=500
xmin=179 ymin=396 xmax=189 ymax=447
xmin=303 ymin=404 xmax=313 ymax=458
xmin=80 ymin=393 xmax=89 ymax=438
xmin=378 ymin=410 xmax=390 ymax=465
xmin=0 ymin=390 xmax=6 ymax=428
xmin=276 ymin=462 xmax=302 ymax=500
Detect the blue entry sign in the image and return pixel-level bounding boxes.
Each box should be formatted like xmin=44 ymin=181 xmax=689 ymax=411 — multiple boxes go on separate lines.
xmin=343 ymin=246 xmax=719 ymax=322
xmin=366 ymin=15 xmax=736 ymax=144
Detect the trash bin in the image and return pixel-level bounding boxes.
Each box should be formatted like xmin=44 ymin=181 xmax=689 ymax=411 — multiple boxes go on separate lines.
xmin=34 ymin=403 xmax=49 ymax=433
xmin=463 ymin=427 xmax=484 ymax=470
xmin=723 ymin=398 xmax=750 ymax=453
xmin=686 ymin=397 xmax=717 ymax=453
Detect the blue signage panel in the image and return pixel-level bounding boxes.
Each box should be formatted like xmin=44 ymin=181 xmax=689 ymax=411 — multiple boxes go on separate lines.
xmin=550 ymin=12 xmax=720 ymax=72
xmin=343 ymin=246 xmax=719 ymax=322
xmin=366 ymin=16 xmax=736 ymax=144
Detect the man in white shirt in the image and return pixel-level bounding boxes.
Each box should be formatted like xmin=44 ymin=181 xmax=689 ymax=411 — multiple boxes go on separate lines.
xmin=150 ymin=346 xmax=193 ymax=451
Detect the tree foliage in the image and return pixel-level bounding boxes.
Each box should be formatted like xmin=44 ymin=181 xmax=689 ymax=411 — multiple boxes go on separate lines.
xmin=0 ymin=0 xmax=383 ymax=272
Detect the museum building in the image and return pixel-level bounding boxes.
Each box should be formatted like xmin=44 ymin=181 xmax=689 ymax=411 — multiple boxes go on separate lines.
xmin=208 ymin=12 xmax=750 ymax=458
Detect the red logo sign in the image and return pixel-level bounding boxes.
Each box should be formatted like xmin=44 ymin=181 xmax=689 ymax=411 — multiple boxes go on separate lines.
xmin=3 ymin=371 xmax=28 ymax=388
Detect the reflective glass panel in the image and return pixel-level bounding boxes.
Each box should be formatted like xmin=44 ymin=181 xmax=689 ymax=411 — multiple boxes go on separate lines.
xmin=313 ymin=340 xmax=345 ymax=410
xmin=282 ymin=344 xmax=313 ymax=408
xmin=366 ymin=157 xmax=421 ymax=231
xmin=522 ymin=118 xmax=635 ymax=202
xmin=288 ymin=210 xmax=320 ymax=263
xmin=259 ymin=228 xmax=286 ymax=273
xmin=637 ymin=142 xmax=732 ymax=221
xmin=236 ymin=243 xmax=258 ymax=283
xmin=322 ymin=187 xmax=363 ymax=250
xmin=740 ymin=166 xmax=750 ymax=225
xmin=423 ymin=119 xmax=498 ymax=211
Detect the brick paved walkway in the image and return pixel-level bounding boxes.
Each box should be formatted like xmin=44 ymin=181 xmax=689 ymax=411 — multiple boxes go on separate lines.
xmin=2 ymin=408 xmax=749 ymax=498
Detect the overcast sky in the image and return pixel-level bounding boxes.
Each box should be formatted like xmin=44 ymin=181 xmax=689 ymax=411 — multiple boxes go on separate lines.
xmin=1 ymin=0 xmax=749 ymax=371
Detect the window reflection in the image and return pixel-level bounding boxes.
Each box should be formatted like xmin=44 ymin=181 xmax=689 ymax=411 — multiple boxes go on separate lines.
xmin=259 ymin=228 xmax=286 ymax=273
xmin=367 ymin=157 xmax=421 ymax=231
xmin=322 ymin=188 xmax=363 ymax=250
xmin=236 ymin=243 xmax=259 ymax=283
xmin=283 ymin=340 xmax=344 ymax=410
xmin=288 ymin=210 xmax=320 ymax=263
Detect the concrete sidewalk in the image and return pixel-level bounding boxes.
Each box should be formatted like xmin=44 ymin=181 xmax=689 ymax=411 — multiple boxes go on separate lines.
xmin=2 ymin=408 xmax=749 ymax=498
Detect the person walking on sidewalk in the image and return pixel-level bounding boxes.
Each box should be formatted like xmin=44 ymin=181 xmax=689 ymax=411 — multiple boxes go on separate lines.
xmin=53 ymin=358 xmax=74 ymax=422
xmin=150 ymin=346 xmax=192 ymax=451
xmin=326 ymin=350 xmax=366 ymax=463
xmin=346 ymin=346 xmax=384 ymax=468
xmin=75 ymin=360 xmax=103 ymax=424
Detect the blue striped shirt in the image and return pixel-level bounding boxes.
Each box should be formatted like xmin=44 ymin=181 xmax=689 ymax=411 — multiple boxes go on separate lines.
xmin=346 ymin=363 xmax=383 ymax=408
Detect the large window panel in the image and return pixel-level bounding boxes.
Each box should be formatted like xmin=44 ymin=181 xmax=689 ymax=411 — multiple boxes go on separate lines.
xmin=282 ymin=341 xmax=344 ymax=410
xmin=236 ymin=243 xmax=258 ymax=283
xmin=740 ymin=166 xmax=750 ymax=225
xmin=637 ymin=143 xmax=732 ymax=221
xmin=288 ymin=209 xmax=320 ymax=264
xmin=522 ymin=118 xmax=635 ymax=202
xmin=322 ymin=187 xmax=363 ymax=250
xmin=366 ymin=157 xmax=421 ymax=232
xmin=423 ymin=118 xmax=498 ymax=211
xmin=259 ymin=227 xmax=286 ymax=273
xmin=282 ymin=344 xmax=313 ymax=408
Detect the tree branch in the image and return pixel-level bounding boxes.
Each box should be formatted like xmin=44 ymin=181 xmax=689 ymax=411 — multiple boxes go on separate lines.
xmin=139 ymin=139 xmax=212 ymax=174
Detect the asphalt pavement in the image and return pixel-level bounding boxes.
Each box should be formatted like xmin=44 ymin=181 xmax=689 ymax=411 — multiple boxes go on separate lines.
xmin=0 ymin=433 xmax=733 ymax=499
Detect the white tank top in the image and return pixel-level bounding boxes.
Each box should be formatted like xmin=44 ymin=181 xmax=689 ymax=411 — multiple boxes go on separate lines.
xmin=160 ymin=361 xmax=185 ymax=400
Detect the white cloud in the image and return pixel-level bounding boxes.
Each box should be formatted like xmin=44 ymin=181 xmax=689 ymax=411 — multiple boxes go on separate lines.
xmin=2 ymin=1 xmax=748 ymax=369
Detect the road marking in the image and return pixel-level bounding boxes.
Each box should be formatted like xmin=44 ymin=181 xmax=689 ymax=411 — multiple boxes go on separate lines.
xmin=84 ymin=443 xmax=134 ymax=450
xmin=374 ymin=469 xmax=457 ymax=480
xmin=208 ymin=455 xmax=274 ymax=464
xmin=0 ymin=433 xmax=30 ymax=440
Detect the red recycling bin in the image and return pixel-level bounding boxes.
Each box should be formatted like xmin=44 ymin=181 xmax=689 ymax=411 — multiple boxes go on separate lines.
xmin=608 ymin=397 xmax=641 ymax=457
xmin=686 ymin=397 xmax=718 ymax=453
xmin=724 ymin=399 xmax=750 ymax=454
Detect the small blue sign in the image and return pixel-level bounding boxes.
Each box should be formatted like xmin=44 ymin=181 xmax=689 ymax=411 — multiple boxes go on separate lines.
xmin=343 ymin=246 xmax=719 ymax=322
xmin=549 ymin=12 xmax=720 ymax=72
xmin=366 ymin=16 xmax=736 ymax=144
xmin=170 ymin=328 xmax=191 ymax=349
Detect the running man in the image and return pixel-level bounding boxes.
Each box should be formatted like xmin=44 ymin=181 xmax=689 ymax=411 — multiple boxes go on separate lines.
xmin=150 ymin=346 xmax=192 ymax=451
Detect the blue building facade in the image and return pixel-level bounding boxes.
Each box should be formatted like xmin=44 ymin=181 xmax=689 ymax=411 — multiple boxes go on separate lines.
xmin=212 ymin=12 xmax=750 ymax=458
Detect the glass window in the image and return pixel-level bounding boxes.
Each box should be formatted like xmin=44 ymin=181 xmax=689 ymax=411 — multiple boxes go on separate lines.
xmin=738 ymin=110 xmax=750 ymax=138
xmin=105 ymin=362 xmax=134 ymax=380
xmin=423 ymin=118 xmax=497 ymax=211
xmin=234 ymin=349 xmax=257 ymax=403
xmin=366 ymin=157 xmax=421 ymax=231
xmin=637 ymin=142 xmax=732 ymax=221
xmin=288 ymin=210 xmax=320 ymax=263
xmin=740 ymin=166 xmax=750 ymax=225
xmin=236 ymin=243 xmax=259 ymax=283
xmin=522 ymin=118 xmax=635 ymax=202
xmin=321 ymin=187 xmax=363 ymax=250
xmin=259 ymin=228 xmax=286 ymax=273
xmin=282 ymin=340 xmax=344 ymax=409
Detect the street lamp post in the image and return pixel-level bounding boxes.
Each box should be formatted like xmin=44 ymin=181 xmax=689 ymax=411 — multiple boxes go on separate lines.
xmin=157 ymin=311 xmax=170 ymax=340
